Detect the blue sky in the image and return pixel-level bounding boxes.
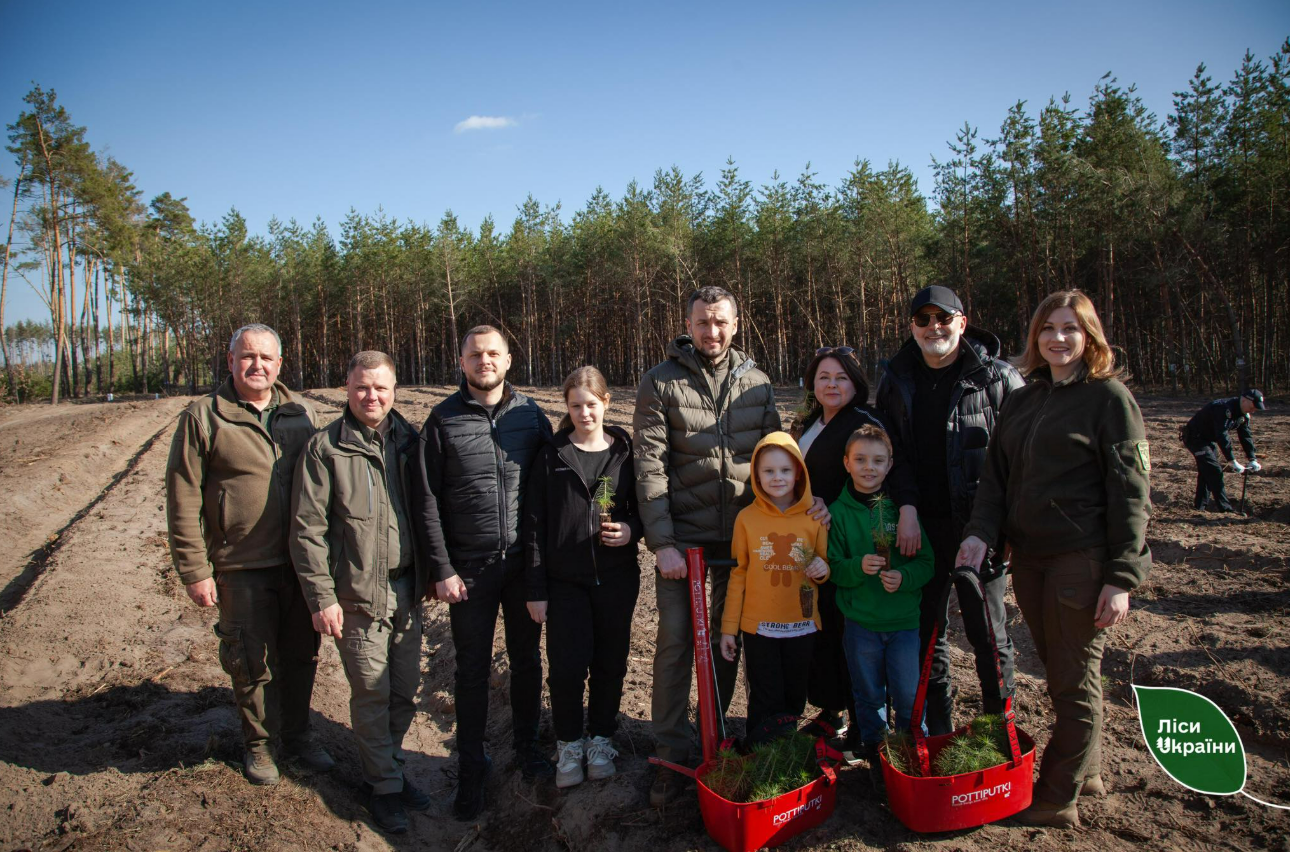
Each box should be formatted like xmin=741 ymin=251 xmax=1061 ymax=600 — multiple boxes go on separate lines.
xmin=1 ymin=0 xmax=1287 ymax=322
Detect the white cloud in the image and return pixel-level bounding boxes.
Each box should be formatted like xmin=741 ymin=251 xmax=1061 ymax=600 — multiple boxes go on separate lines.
xmin=454 ymin=115 xmax=517 ymax=133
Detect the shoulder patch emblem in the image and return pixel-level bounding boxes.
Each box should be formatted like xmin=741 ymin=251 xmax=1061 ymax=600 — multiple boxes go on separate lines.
xmin=1136 ymin=440 xmax=1151 ymax=472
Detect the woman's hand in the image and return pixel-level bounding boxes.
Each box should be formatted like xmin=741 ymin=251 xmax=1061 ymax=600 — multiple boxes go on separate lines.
xmin=807 ymin=496 xmax=832 ymax=528
xmin=861 ymin=554 xmax=885 ymax=575
xmin=526 ymin=601 xmax=548 ymax=624
xmin=880 ymin=569 xmax=903 ymax=593
xmin=600 ymin=521 xmax=630 ymax=547
xmin=804 ymin=556 xmax=828 ymax=581
xmin=719 ymin=633 xmax=738 ymax=662
xmin=897 ymin=505 xmax=921 ymax=557
xmin=1093 ymin=584 xmax=1129 ymax=629
xmin=956 ymin=535 xmax=988 ymax=571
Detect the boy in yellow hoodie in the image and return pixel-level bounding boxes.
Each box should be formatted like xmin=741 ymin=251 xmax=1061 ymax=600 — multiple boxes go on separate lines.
xmin=720 ymin=432 xmax=830 ymax=735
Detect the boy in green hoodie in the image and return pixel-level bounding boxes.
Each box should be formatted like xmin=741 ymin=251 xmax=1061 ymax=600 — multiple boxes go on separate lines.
xmin=828 ymin=424 xmax=933 ymax=757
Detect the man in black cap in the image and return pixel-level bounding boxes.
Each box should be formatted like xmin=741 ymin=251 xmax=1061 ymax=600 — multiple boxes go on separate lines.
xmin=1182 ymin=389 xmax=1266 ymax=513
xmin=875 ymin=285 xmax=1024 ymax=737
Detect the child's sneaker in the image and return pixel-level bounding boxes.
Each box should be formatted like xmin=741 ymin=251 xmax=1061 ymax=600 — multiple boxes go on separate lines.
xmin=584 ymin=736 xmax=618 ymax=781
xmin=555 ymin=739 xmax=584 ymax=788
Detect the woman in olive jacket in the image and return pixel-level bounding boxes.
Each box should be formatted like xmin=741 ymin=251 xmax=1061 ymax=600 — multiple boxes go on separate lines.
xmin=790 ymin=346 xmax=884 ymax=745
xmin=958 ymin=290 xmax=1151 ymax=829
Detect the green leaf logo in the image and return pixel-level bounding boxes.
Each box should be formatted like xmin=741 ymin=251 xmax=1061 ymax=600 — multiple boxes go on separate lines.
xmin=1133 ymin=685 xmax=1245 ymax=795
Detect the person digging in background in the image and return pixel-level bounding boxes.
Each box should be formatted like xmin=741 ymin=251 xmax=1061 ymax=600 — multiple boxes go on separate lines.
xmin=290 ymin=351 xmax=429 ymax=835
xmin=1182 ymin=389 xmax=1266 ymax=513
xmin=524 ymin=366 xmax=644 ymax=789
xmin=165 ymin=323 xmax=334 ymax=787
xmin=825 ymin=425 xmax=933 ymax=763
xmin=958 ymin=289 xmax=1152 ymax=829
xmin=718 ymin=432 xmax=831 ymax=737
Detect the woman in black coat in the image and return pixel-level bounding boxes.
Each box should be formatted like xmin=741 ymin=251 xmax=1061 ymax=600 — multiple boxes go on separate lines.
xmin=791 ymin=346 xmax=885 ymax=747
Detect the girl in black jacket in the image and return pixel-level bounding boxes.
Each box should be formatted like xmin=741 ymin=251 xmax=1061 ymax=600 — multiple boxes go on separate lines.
xmin=524 ymin=366 xmax=644 ymax=789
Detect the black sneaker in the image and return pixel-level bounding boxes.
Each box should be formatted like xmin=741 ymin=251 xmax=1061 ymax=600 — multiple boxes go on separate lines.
xmin=453 ymin=756 xmax=492 ymax=821
xmin=401 ymin=777 xmax=432 ymax=812
xmin=517 ymin=741 xmax=555 ymax=780
xmin=368 ymin=790 xmax=409 ymax=835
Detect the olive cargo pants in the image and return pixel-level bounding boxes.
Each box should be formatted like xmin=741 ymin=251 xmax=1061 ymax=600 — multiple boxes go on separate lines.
xmin=214 ymin=565 xmax=321 ymax=753
xmin=651 ymin=543 xmax=738 ymax=763
xmin=336 ymin=572 xmax=421 ymax=794
xmin=1010 ymin=548 xmax=1107 ymax=807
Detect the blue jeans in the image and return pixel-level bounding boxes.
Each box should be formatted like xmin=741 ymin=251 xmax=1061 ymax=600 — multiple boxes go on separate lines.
xmin=843 ymin=620 xmax=920 ymax=747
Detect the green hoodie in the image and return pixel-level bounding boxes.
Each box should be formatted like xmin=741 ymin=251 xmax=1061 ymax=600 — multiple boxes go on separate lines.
xmin=827 ymin=487 xmax=933 ymax=632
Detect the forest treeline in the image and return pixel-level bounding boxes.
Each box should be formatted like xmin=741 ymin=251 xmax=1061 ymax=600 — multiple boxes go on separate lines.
xmin=3 ymin=40 xmax=1288 ymax=403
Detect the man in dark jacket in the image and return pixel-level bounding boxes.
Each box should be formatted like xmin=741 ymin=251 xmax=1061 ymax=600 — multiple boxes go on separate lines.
xmin=166 ymin=323 xmax=333 ymax=786
xmin=291 ymin=351 xmax=429 ymax=834
xmin=633 ymin=286 xmax=784 ymax=806
xmin=1183 ymin=390 xmax=1265 ymax=512
xmin=875 ymin=286 xmax=1024 ymax=737
xmin=413 ymin=325 xmax=554 ymax=820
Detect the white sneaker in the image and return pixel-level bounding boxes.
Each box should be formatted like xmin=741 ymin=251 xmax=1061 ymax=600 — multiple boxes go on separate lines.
xmin=555 ymin=739 xmax=584 ymax=788
xmin=584 ymin=736 xmax=618 ymax=781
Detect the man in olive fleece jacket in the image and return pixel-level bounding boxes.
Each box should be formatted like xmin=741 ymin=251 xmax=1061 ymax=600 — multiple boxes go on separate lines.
xmin=290 ymin=352 xmax=429 ymax=835
xmin=165 ymin=324 xmax=332 ymax=786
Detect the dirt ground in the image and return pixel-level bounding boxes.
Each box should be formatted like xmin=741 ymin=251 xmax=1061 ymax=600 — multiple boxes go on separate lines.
xmin=0 ymin=385 xmax=1287 ymax=852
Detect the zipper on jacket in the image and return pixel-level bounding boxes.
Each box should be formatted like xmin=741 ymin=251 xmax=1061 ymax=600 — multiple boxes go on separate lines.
xmin=492 ymin=416 xmax=507 ymax=564
xmin=1050 ymin=498 xmax=1085 ymax=535
xmin=367 ymin=466 xmax=374 ymax=515
xmin=219 ymin=489 xmax=228 ymax=545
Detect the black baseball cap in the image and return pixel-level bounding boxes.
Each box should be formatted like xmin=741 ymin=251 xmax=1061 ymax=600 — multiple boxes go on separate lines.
xmin=910 ymin=285 xmax=964 ymax=317
xmin=1243 ymin=389 xmax=1266 ymax=410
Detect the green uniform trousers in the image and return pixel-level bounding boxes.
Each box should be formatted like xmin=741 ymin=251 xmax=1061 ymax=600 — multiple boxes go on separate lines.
xmin=336 ymin=572 xmax=421 ymax=794
xmin=1011 ymin=548 xmax=1107 ymax=807
xmin=214 ymin=565 xmax=321 ymax=752
xmin=651 ymin=543 xmax=738 ymax=763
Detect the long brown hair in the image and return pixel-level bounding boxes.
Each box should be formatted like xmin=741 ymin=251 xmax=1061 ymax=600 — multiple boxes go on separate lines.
xmin=558 ymin=365 xmax=611 ymax=431
xmin=1015 ymin=290 xmax=1122 ymax=380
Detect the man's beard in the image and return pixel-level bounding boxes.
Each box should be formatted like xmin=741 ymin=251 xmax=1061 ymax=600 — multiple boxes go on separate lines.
xmin=466 ymin=371 xmax=505 ymax=392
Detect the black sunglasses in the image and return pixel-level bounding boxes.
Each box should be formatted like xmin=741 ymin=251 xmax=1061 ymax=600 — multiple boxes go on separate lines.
xmin=815 ymin=346 xmax=856 ymax=357
xmin=912 ymin=311 xmax=960 ymax=328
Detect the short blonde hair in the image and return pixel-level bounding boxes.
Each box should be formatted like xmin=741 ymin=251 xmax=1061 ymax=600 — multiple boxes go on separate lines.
xmin=347 ymin=350 xmax=396 ymax=379
xmin=1015 ymin=290 xmax=1121 ymax=380
xmin=845 ymin=424 xmax=893 ymax=457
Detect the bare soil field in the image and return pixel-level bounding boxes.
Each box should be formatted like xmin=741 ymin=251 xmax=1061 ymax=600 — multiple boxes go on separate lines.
xmin=0 ymin=386 xmax=1287 ymax=852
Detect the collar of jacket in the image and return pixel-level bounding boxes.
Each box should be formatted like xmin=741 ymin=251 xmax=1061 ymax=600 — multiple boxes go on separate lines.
xmin=551 ymin=423 xmax=632 ymax=479
xmin=455 ymin=378 xmax=516 ymax=416
xmin=666 ymin=335 xmax=756 ymax=381
xmin=888 ymin=324 xmax=1002 ymax=387
xmin=338 ymin=406 xmax=414 ymax=457
xmin=1028 ymin=361 xmax=1090 ymax=387
xmin=213 ymin=377 xmax=307 ymax=426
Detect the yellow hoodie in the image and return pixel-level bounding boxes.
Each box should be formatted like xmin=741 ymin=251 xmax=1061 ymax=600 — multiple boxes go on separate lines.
xmin=722 ymin=431 xmax=830 ymax=638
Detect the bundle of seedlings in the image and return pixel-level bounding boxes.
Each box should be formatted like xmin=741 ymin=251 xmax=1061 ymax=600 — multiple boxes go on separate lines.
xmin=931 ymin=714 xmax=1009 ymax=777
xmin=701 ymin=730 xmax=820 ymax=803
xmin=881 ymin=730 xmax=919 ymax=776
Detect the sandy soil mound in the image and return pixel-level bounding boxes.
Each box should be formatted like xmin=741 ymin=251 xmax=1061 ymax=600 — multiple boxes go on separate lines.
xmin=0 ymin=388 xmax=1287 ymax=851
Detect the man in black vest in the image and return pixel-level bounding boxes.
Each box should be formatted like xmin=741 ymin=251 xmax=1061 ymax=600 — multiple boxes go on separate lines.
xmin=413 ymin=325 xmax=554 ymax=820
xmin=876 ymin=286 xmax=1023 ymax=737
xmin=1183 ymin=389 xmax=1265 ymax=512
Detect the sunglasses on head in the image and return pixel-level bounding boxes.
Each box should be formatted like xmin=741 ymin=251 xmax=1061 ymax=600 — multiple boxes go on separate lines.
xmin=912 ymin=311 xmax=960 ymax=328
xmin=815 ymin=346 xmax=856 ymax=357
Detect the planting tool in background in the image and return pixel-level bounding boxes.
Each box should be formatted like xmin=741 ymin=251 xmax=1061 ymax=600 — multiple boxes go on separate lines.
xmin=1238 ymin=468 xmax=1249 ymax=516
xmin=649 ymin=548 xmax=841 ymax=851
xmin=880 ymin=567 xmax=1036 ymax=832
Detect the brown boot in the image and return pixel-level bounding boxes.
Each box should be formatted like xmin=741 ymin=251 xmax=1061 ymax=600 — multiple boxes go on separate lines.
xmin=1015 ymin=799 xmax=1080 ymax=829
xmin=1080 ymin=775 xmax=1106 ymax=797
xmin=649 ymin=768 xmax=682 ymax=808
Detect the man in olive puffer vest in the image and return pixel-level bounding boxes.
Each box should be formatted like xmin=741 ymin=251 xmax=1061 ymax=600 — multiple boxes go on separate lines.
xmin=290 ymin=351 xmax=430 ymax=835
xmin=166 ymin=324 xmax=333 ymax=787
xmin=634 ymin=287 xmax=784 ymax=806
